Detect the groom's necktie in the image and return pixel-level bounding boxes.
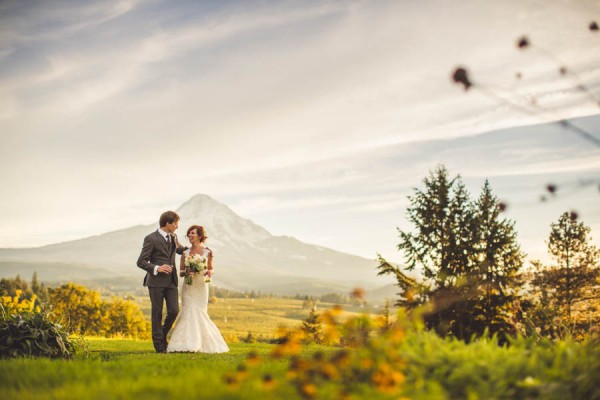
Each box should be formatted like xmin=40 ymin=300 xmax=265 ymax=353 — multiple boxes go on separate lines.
xmin=167 ymin=234 xmax=172 ymax=244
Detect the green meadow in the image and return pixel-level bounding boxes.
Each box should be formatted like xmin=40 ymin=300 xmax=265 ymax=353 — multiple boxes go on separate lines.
xmin=2 ymin=334 xmax=599 ymax=400
xmin=0 ymin=339 xmax=293 ymax=400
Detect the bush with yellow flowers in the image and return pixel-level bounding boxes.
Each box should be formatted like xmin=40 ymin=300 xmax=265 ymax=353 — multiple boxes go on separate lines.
xmin=0 ymin=290 xmax=75 ymax=359
xmin=224 ymin=304 xmax=408 ymax=399
xmin=48 ymin=283 xmax=150 ymax=338
xmin=0 ymin=289 xmax=39 ymax=315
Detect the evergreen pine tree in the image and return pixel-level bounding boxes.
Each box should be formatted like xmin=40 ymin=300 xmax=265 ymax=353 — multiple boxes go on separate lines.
xmin=31 ymin=272 xmax=40 ymax=293
xmin=385 ymin=166 xmax=525 ymax=340
xmin=379 ymin=298 xmax=393 ymax=331
xmin=395 ymin=165 xmax=480 ymax=338
xmin=38 ymin=282 xmax=49 ymax=303
xmin=301 ymin=307 xmax=323 ymax=344
xmin=398 ymin=165 xmax=454 ymax=286
xmin=531 ymin=212 xmax=600 ymax=332
xmin=472 ymin=180 xmax=525 ymax=337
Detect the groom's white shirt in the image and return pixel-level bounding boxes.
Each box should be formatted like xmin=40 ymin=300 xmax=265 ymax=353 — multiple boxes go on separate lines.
xmin=153 ymin=228 xmax=171 ymax=276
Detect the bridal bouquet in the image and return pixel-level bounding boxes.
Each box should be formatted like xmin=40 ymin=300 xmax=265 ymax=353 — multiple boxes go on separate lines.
xmin=184 ymin=254 xmax=209 ymax=285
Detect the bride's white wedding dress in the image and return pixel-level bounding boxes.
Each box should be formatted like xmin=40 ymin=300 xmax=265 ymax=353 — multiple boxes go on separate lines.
xmin=167 ymin=248 xmax=229 ymax=353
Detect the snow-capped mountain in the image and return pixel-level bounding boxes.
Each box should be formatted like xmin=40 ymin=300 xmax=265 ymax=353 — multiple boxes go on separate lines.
xmin=177 ymin=194 xmax=272 ymax=249
xmin=0 ymin=194 xmax=382 ymax=294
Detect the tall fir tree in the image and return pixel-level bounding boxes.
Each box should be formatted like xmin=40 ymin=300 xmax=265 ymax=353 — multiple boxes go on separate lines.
xmin=472 ymin=180 xmax=525 ymax=337
xmin=382 ymin=166 xmax=526 ymax=340
xmin=395 ymin=165 xmax=479 ymax=338
xmin=31 ymin=272 xmax=40 ymax=293
xmin=531 ymin=212 xmax=600 ymax=333
xmin=398 ymin=165 xmax=478 ymax=289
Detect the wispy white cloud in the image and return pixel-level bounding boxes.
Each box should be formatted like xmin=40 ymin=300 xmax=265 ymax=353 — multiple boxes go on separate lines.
xmin=233 ymin=193 xmax=409 ymax=216
xmin=1 ymin=1 xmax=348 ymax=117
xmin=0 ymin=0 xmax=142 ymax=45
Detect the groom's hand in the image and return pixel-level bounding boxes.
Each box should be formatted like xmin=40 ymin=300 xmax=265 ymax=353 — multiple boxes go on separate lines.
xmin=157 ymin=264 xmax=172 ymax=274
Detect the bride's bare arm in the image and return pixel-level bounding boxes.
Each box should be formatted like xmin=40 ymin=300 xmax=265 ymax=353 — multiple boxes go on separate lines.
xmin=208 ymin=250 xmax=214 ymax=273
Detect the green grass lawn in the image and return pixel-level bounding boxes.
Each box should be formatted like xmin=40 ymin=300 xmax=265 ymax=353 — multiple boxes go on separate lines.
xmin=0 ymin=338 xmax=305 ymax=400
xmin=1 ymin=333 xmax=599 ymax=400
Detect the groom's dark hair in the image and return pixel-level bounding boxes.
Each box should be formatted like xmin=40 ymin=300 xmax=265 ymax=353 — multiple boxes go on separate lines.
xmin=159 ymin=211 xmax=180 ymax=227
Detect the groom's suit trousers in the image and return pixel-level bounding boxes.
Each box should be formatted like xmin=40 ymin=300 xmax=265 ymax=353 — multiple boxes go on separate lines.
xmin=148 ymin=286 xmax=178 ymax=352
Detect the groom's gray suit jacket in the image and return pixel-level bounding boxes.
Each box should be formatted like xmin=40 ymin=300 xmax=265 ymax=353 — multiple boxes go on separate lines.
xmin=137 ymin=231 xmax=178 ymax=287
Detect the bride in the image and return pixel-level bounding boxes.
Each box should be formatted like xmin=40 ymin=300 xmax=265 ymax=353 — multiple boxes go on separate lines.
xmin=167 ymin=225 xmax=229 ymax=353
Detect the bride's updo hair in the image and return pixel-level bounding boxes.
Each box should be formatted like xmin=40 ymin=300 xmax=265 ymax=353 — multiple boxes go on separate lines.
xmin=187 ymin=225 xmax=207 ymax=243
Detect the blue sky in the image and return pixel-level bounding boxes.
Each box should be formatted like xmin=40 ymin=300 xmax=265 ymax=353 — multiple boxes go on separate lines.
xmin=1 ymin=0 xmax=599 ymax=264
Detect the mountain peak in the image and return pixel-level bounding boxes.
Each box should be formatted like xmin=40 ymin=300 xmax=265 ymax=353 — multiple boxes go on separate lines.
xmin=176 ymin=194 xmax=272 ymax=246
xmin=187 ymin=193 xmax=218 ymax=203
xmin=177 ymin=194 xmax=232 ymax=219
xmin=179 ymin=193 xmax=218 ymax=206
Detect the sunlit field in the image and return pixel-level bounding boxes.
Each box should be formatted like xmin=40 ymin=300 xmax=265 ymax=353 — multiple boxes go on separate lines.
xmin=136 ymin=296 xmax=372 ymax=338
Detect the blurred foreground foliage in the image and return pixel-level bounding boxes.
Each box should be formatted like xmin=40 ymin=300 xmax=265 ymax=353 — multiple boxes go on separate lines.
xmin=226 ymin=306 xmax=600 ymax=400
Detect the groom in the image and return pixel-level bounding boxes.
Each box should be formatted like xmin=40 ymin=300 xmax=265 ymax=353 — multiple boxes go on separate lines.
xmin=137 ymin=211 xmax=180 ymax=353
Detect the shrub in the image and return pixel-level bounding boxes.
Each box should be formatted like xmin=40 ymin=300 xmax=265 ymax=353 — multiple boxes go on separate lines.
xmin=48 ymin=283 xmax=104 ymax=335
xmin=224 ymin=333 xmax=240 ymax=343
xmin=241 ymin=331 xmax=256 ymax=343
xmin=103 ymin=297 xmax=150 ymax=339
xmin=48 ymin=283 xmax=151 ymax=339
xmin=0 ymin=308 xmax=75 ymax=359
xmin=301 ymin=307 xmax=323 ymax=344
xmin=0 ymin=289 xmax=39 ymax=314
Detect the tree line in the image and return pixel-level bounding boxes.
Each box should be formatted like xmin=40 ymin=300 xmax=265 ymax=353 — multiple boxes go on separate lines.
xmin=1 ymin=276 xmax=149 ymax=339
xmin=378 ymin=165 xmax=599 ymax=342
